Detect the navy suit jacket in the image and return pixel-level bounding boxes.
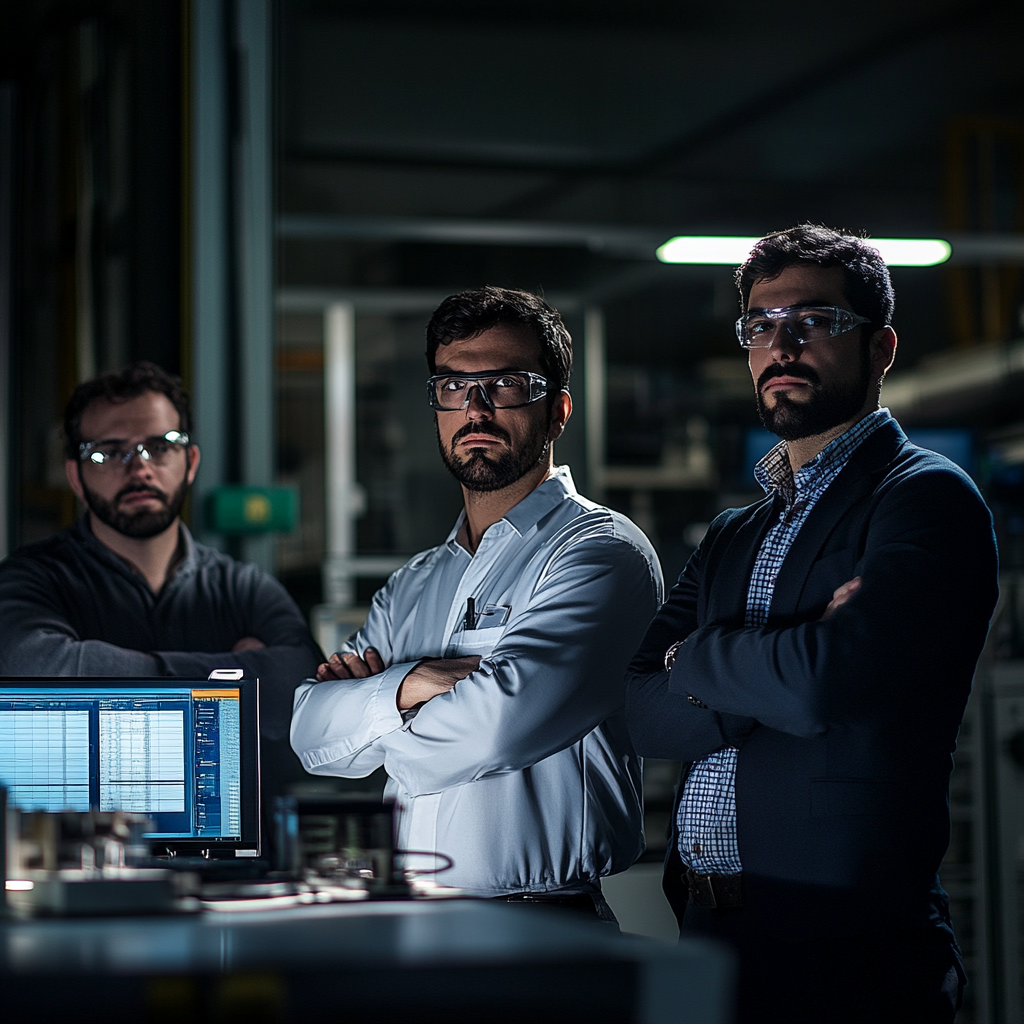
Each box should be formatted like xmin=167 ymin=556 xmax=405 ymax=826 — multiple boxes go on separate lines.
xmin=625 ymin=419 xmax=999 ymax=934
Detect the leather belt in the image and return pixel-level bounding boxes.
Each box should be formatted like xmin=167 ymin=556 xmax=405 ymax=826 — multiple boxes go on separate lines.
xmin=494 ymin=892 xmax=597 ymax=913
xmin=684 ymin=869 xmax=742 ymax=908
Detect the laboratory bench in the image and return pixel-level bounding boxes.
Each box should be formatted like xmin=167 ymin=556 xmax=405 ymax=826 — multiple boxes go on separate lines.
xmin=0 ymin=897 xmax=732 ymax=1023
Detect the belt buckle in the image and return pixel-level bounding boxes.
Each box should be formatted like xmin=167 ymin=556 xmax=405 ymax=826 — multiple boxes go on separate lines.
xmin=685 ymin=869 xmax=718 ymax=909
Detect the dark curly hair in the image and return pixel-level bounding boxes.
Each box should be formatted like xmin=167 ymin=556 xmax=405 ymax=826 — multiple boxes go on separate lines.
xmin=736 ymin=224 xmax=895 ymax=330
xmin=64 ymin=361 xmax=192 ymax=458
xmin=425 ymin=286 xmax=573 ymax=400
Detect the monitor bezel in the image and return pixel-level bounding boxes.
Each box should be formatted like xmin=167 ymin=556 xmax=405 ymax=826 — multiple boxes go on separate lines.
xmin=0 ymin=676 xmax=261 ymax=859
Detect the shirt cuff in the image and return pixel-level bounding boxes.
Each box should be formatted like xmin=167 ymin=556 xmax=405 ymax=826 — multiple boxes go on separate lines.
xmin=372 ymin=659 xmax=420 ymax=733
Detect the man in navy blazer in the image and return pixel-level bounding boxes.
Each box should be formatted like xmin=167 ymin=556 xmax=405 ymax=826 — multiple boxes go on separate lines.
xmin=625 ymin=224 xmax=998 ymax=1024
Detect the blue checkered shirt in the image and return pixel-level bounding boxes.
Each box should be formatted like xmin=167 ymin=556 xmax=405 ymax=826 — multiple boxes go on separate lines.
xmin=676 ymin=409 xmax=892 ymax=875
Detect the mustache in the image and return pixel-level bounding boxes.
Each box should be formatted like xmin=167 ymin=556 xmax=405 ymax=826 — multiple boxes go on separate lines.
xmin=758 ymin=362 xmax=820 ymax=392
xmin=451 ymin=422 xmax=511 ymax=446
xmin=115 ymin=484 xmax=168 ymax=505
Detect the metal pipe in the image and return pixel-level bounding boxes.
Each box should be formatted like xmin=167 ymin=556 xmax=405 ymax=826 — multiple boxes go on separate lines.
xmin=323 ymin=302 xmax=357 ymax=607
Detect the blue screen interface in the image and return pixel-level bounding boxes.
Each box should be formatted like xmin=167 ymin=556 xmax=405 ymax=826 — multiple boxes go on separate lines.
xmin=0 ymin=686 xmax=242 ymax=839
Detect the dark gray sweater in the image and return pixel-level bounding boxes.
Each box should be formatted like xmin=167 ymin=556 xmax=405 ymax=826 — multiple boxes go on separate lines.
xmin=0 ymin=517 xmax=323 ymax=744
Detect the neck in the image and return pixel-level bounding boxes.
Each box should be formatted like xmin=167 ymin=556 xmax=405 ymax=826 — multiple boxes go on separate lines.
xmin=457 ymin=460 xmax=553 ymax=554
xmin=87 ymin=513 xmax=182 ymax=593
xmin=785 ymin=404 xmax=877 ymax=472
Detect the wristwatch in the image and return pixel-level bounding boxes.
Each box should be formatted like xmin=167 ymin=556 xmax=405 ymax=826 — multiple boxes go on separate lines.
xmin=664 ymin=640 xmax=684 ymax=674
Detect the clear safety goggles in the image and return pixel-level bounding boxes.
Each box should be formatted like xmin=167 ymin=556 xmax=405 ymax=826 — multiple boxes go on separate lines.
xmin=79 ymin=430 xmax=191 ymax=470
xmin=426 ymin=370 xmax=549 ymax=411
xmin=736 ymin=305 xmax=871 ymax=349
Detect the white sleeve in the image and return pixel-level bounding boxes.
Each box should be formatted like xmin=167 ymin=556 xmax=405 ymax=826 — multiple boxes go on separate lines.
xmin=298 ymin=533 xmax=661 ymax=796
xmin=290 ymin=567 xmax=413 ymax=778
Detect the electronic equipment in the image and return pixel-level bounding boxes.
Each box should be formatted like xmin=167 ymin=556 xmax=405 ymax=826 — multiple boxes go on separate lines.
xmin=275 ymin=795 xmax=404 ymax=893
xmin=0 ymin=676 xmax=260 ymax=859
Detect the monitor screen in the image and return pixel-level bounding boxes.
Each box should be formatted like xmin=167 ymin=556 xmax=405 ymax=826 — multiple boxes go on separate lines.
xmin=0 ymin=677 xmax=260 ymax=857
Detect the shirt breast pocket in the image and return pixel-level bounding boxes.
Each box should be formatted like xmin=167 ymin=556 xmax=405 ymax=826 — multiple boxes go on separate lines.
xmin=452 ymin=626 xmax=506 ymax=658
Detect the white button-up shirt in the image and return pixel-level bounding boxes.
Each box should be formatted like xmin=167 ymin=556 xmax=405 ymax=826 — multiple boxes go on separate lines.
xmin=291 ymin=467 xmax=663 ymax=895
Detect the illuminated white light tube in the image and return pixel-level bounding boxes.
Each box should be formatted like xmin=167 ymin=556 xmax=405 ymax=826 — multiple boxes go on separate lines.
xmin=5 ymin=879 xmax=34 ymax=891
xmin=868 ymin=238 xmax=951 ymax=266
xmin=656 ymin=236 xmax=760 ymax=265
xmin=656 ymin=235 xmax=952 ymax=267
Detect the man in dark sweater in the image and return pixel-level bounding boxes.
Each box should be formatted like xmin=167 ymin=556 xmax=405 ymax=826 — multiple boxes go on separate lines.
xmin=0 ymin=362 xmax=323 ymax=822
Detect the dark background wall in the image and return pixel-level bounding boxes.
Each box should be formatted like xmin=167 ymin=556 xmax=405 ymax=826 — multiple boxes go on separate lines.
xmin=1 ymin=0 xmax=184 ymax=545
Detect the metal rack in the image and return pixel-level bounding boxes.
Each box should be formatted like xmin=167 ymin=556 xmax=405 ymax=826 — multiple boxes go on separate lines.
xmin=949 ymin=574 xmax=1024 ymax=1023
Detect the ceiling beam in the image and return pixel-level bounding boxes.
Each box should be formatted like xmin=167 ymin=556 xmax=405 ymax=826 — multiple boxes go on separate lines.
xmin=277 ymin=214 xmax=1024 ymax=265
xmin=491 ymin=0 xmax=1012 ymax=217
xmin=277 ymin=214 xmax=661 ymax=257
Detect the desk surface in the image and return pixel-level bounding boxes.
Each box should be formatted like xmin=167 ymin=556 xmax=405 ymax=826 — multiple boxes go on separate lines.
xmin=2 ymin=899 xmax=623 ymax=973
xmin=0 ymin=898 xmax=731 ymax=1024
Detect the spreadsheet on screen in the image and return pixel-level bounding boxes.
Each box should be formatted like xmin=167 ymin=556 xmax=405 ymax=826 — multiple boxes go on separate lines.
xmin=0 ymin=685 xmax=242 ymax=840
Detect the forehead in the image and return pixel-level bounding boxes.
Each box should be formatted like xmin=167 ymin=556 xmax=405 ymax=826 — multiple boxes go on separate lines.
xmin=79 ymin=391 xmax=181 ymax=440
xmin=434 ymin=325 xmax=544 ymax=374
xmin=747 ymin=264 xmax=851 ymax=313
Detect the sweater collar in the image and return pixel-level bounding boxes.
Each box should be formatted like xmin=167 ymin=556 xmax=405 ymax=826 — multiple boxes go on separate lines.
xmin=71 ymin=514 xmax=197 ymax=589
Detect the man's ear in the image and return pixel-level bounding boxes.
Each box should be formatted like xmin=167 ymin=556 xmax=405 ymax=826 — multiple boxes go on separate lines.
xmin=547 ymin=391 xmax=572 ymax=441
xmin=870 ymin=326 xmax=897 ymax=379
xmin=186 ymin=444 xmax=201 ymax=485
xmin=64 ymin=459 xmax=86 ymax=504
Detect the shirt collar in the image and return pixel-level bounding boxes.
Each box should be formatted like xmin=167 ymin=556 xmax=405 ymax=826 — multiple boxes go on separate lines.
xmin=445 ymin=465 xmax=578 ymax=552
xmin=754 ymin=408 xmax=893 ymax=500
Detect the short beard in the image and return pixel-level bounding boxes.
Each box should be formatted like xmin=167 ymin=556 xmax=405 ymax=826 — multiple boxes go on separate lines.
xmin=756 ymin=345 xmax=872 ymax=441
xmin=80 ymin=473 xmax=189 ymax=539
xmin=437 ymin=420 xmax=551 ymax=492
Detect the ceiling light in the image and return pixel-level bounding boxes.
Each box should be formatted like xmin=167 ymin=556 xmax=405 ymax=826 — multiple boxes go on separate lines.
xmin=656 ymin=237 xmax=760 ymax=265
xmin=868 ymin=238 xmax=951 ymax=266
xmin=656 ymin=236 xmax=952 ymax=267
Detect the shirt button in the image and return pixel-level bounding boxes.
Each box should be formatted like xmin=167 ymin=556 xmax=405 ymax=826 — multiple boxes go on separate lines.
xmin=692 ymin=843 xmax=702 ymax=854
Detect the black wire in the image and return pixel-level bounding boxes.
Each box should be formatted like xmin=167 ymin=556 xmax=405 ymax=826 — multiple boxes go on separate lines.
xmin=394 ymin=849 xmax=454 ymax=876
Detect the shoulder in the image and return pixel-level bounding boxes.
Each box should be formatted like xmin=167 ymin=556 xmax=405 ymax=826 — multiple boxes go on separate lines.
xmin=364 ymin=543 xmax=449 ymax=602
xmin=384 ymin=543 xmax=448 ymax=587
xmin=0 ymin=526 xmax=84 ymax=580
xmin=537 ymin=494 xmax=662 ymax=583
xmin=878 ymin=441 xmax=989 ymax=515
xmin=851 ymin=441 xmax=996 ymax=567
xmin=701 ymin=495 xmax=775 ymax=544
xmin=188 ymin=541 xmax=281 ymax=596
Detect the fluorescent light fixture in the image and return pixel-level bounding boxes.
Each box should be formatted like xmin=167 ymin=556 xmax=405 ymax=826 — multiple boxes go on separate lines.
xmin=656 ymin=235 xmax=952 ymax=267
xmin=656 ymin=236 xmax=760 ymax=265
xmin=868 ymin=238 xmax=951 ymax=266
xmin=5 ymin=879 xmax=34 ymax=891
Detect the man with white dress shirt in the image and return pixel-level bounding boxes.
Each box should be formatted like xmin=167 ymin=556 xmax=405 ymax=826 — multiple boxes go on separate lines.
xmin=290 ymin=286 xmax=663 ymax=917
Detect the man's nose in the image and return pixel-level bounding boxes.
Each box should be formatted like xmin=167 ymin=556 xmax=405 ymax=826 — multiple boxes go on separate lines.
xmin=767 ymin=323 xmax=802 ymax=361
xmin=126 ymin=448 xmax=156 ymax=475
xmin=465 ymin=384 xmax=495 ymax=419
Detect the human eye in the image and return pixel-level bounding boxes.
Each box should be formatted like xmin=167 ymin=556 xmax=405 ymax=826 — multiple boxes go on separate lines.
xmin=84 ymin=445 xmax=119 ymax=466
xmin=746 ymin=317 xmax=772 ymax=336
xmin=441 ymin=377 xmax=468 ymax=393
xmin=491 ymin=374 xmax=527 ymax=389
xmin=796 ymin=309 xmax=836 ymax=330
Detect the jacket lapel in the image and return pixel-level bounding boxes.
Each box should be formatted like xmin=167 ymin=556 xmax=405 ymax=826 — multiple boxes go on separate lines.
xmin=706 ymin=495 xmax=777 ymax=624
xmin=770 ymin=420 xmax=908 ymax=622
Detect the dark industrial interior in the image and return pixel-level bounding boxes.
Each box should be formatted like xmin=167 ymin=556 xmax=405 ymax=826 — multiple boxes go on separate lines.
xmin=2 ymin=1 xmax=1024 ymax=1021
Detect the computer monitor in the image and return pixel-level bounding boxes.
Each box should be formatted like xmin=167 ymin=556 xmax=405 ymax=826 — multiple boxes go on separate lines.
xmin=0 ymin=676 xmax=261 ymax=858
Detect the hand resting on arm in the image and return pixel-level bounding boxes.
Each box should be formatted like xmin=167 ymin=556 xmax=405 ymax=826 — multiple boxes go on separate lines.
xmin=821 ymin=576 xmax=861 ymax=621
xmin=315 ymin=647 xmax=481 ymax=711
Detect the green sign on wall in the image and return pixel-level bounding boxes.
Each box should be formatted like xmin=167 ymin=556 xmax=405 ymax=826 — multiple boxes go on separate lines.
xmin=206 ymin=486 xmax=298 ymax=534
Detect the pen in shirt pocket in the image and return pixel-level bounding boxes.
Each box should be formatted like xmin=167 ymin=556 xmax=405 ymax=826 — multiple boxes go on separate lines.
xmin=465 ymin=596 xmax=476 ymax=631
